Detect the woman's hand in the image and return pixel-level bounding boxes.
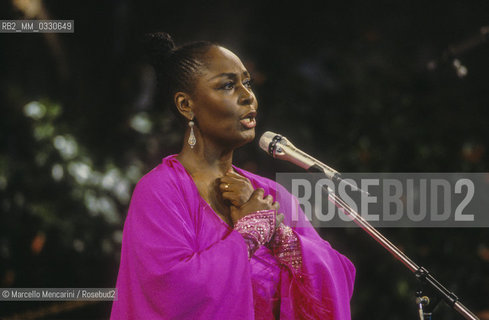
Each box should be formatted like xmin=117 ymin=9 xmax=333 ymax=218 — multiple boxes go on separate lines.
xmin=219 ymin=170 xmax=284 ymax=227
xmin=219 ymin=170 xmax=254 ymax=207
xmin=230 ymin=188 xmax=280 ymax=224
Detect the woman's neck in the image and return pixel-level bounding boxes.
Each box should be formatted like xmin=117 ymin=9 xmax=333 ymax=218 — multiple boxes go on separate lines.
xmin=176 ymin=135 xmax=234 ymax=180
xmin=176 ymin=130 xmax=238 ymax=226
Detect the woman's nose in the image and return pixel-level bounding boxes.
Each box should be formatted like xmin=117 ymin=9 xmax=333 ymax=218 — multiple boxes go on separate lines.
xmin=238 ymin=86 xmax=255 ymax=106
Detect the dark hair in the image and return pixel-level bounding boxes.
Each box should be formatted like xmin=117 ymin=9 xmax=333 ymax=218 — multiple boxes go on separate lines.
xmin=142 ymin=32 xmax=215 ymax=111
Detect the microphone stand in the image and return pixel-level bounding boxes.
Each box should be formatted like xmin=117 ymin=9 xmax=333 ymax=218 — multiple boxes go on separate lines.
xmin=320 ymin=184 xmax=479 ymax=320
xmin=259 ymin=131 xmax=479 ymax=318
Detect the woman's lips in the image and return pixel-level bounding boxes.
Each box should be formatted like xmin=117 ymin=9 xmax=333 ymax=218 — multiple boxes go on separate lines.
xmin=240 ymin=117 xmax=256 ymax=129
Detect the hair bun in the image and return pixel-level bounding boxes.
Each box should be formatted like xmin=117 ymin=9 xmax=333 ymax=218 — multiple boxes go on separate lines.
xmin=142 ymin=32 xmax=176 ymax=67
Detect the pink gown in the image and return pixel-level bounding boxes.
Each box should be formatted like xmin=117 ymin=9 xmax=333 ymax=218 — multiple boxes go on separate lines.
xmin=110 ymin=155 xmax=355 ymax=319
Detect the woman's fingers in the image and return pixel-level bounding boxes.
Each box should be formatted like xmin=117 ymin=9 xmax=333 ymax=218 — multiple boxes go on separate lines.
xmin=219 ymin=173 xmax=254 ymax=207
xmin=251 ymin=188 xmax=265 ymax=199
xmin=221 ymin=173 xmax=250 ymax=185
xmin=221 ymin=192 xmax=241 ymax=207
xmin=272 ymin=201 xmax=280 ymax=211
xmin=264 ymin=194 xmax=273 ymax=204
xmin=219 ymin=181 xmax=233 ymax=192
xmin=276 ymin=213 xmax=285 ymax=227
xmin=230 ymin=188 xmax=284 ymax=222
xmin=225 ymin=170 xmax=249 ymax=181
xmin=221 ymin=190 xmax=233 ymax=200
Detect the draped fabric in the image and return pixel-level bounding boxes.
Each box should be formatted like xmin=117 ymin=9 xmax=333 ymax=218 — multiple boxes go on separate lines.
xmin=110 ymin=155 xmax=355 ymax=319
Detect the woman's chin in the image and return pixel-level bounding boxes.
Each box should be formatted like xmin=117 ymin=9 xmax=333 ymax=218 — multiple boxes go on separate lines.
xmin=232 ymin=130 xmax=255 ymax=148
xmin=242 ymin=129 xmax=256 ymax=142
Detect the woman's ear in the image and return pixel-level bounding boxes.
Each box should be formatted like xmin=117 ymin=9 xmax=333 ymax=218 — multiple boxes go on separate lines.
xmin=174 ymin=92 xmax=194 ymax=120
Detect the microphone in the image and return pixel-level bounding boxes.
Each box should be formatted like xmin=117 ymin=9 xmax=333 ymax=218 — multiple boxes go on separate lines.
xmin=259 ymin=131 xmax=368 ymax=194
xmin=259 ymin=131 xmax=339 ymax=179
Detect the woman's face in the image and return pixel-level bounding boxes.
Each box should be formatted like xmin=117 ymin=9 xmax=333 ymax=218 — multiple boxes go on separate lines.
xmin=189 ymin=46 xmax=258 ymax=149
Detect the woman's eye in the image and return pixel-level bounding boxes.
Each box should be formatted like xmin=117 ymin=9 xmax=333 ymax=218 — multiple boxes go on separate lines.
xmin=243 ymin=78 xmax=253 ymax=88
xmin=221 ymin=82 xmax=235 ymax=90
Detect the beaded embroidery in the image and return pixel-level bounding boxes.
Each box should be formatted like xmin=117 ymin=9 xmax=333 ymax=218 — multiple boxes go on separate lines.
xmin=234 ymin=210 xmax=302 ymax=273
xmin=235 ymin=211 xmax=329 ymax=319
xmin=271 ymin=224 xmax=302 ymax=272
xmin=234 ymin=210 xmax=276 ymax=259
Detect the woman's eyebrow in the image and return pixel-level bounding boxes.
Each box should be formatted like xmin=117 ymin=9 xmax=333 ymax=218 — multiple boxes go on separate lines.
xmin=208 ymin=73 xmax=236 ymax=81
xmin=208 ymin=71 xmax=250 ymax=81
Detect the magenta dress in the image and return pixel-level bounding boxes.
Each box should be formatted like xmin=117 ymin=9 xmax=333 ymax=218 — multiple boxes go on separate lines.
xmin=110 ymin=155 xmax=355 ymax=319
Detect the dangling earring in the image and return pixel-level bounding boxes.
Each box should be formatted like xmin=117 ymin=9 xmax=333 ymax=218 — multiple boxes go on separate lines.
xmin=188 ymin=118 xmax=196 ymax=149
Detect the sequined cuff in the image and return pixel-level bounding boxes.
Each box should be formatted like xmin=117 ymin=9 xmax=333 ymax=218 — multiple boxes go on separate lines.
xmin=234 ymin=210 xmax=276 ymax=259
xmin=271 ymin=224 xmax=302 ymax=272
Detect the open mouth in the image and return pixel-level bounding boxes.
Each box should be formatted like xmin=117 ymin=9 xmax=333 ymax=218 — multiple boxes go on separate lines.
xmin=240 ymin=111 xmax=257 ymax=129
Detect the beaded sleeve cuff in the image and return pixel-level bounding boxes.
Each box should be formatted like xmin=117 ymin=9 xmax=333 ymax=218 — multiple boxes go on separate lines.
xmin=271 ymin=224 xmax=302 ymax=272
xmin=234 ymin=210 xmax=276 ymax=259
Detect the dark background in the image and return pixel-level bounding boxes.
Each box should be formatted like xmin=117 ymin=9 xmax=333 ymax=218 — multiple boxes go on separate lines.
xmin=1 ymin=0 xmax=488 ymax=319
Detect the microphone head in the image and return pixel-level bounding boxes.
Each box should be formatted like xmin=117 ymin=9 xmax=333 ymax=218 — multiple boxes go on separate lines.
xmin=258 ymin=131 xmax=279 ymax=154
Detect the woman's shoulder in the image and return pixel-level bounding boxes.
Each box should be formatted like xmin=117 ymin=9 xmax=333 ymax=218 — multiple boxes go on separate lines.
xmin=134 ymin=154 xmax=187 ymax=194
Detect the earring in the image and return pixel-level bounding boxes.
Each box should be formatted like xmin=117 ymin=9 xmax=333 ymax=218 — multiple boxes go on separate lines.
xmin=188 ymin=119 xmax=196 ymax=149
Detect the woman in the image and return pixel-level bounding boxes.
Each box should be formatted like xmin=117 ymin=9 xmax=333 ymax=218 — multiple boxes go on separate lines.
xmin=111 ymin=32 xmax=355 ymax=320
